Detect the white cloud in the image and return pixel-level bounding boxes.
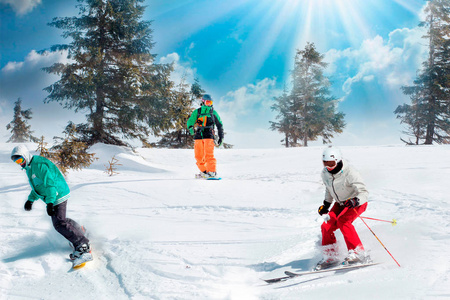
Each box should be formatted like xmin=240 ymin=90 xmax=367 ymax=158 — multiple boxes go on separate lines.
xmin=0 ymin=50 xmax=81 ymax=141
xmin=1 ymin=50 xmax=71 ymax=101
xmin=320 ymin=24 xmax=430 ymax=147
xmin=158 ymin=52 xmax=197 ymax=86
xmin=0 ymin=0 xmax=41 ymax=16
xmin=326 ymin=26 xmax=427 ymax=96
xmin=217 ymin=78 xmax=279 ymax=121
xmin=213 ymin=78 xmax=282 ymax=148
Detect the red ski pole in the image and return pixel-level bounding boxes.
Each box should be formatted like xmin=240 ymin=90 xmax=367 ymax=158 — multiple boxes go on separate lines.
xmin=360 ymin=216 xmax=397 ymax=226
xmin=354 ymin=209 xmax=401 ymax=267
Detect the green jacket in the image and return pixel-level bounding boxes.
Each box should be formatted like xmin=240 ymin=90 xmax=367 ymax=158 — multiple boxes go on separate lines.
xmin=25 ymin=156 xmax=70 ymax=205
xmin=187 ymin=105 xmax=224 ymax=140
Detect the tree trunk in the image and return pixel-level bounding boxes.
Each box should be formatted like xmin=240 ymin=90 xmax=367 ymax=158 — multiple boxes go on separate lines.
xmin=93 ymin=90 xmax=105 ymax=144
xmin=424 ymin=14 xmax=436 ymax=145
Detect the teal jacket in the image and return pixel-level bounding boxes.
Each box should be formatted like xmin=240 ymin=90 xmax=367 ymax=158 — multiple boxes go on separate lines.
xmin=25 ymin=156 xmax=70 ymax=205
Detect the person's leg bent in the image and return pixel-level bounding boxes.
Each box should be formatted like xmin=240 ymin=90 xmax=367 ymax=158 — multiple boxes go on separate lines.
xmin=321 ymin=204 xmax=345 ymax=255
xmin=337 ymin=203 xmax=368 ymax=251
xmin=52 ymin=201 xmax=89 ymax=248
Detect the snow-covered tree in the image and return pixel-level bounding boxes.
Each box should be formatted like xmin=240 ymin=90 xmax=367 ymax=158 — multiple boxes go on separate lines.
xmin=396 ymin=0 xmax=450 ymax=144
xmin=271 ymin=43 xmax=345 ymax=147
xmin=49 ymin=122 xmax=97 ymax=175
xmin=156 ymin=78 xmax=204 ymax=148
xmin=6 ymin=98 xmax=38 ymax=143
xmin=43 ymin=0 xmax=173 ymax=146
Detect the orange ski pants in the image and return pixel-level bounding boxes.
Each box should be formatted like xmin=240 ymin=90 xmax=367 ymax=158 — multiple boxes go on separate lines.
xmin=194 ymin=139 xmax=216 ymax=173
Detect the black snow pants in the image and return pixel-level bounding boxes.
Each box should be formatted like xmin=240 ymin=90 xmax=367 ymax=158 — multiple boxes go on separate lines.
xmin=51 ymin=201 xmax=89 ymax=248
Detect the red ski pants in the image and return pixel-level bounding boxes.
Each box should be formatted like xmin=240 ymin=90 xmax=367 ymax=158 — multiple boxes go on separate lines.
xmin=194 ymin=139 xmax=216 ymax=173
xmin=321 ymin=202 xmax=368 ymax=251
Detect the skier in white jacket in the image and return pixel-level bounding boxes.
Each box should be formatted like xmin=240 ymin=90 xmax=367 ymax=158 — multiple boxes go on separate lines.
xmin=315 ymin=146 xmax=370 ymax=270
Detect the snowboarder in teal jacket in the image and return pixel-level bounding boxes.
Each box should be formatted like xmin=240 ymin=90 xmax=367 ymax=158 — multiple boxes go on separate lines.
xmin=11 ymin=145 xmax=91 ymax=260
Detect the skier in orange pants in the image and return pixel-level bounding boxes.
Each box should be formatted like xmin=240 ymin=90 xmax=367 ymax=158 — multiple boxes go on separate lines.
xmin=187 ymin=94 xmax=224 ymax=178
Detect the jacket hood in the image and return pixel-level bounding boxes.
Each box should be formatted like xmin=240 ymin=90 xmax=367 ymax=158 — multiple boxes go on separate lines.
xmin=11 ymin=145 xmax=33 ymax=167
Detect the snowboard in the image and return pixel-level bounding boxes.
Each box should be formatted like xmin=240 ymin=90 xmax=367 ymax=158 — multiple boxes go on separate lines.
xmin=72 ymin=252 xmax=93 ymax=269
xmin=195 ymin=174 xmax=222 ymax=180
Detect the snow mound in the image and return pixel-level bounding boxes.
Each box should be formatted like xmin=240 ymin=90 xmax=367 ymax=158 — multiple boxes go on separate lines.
xmin=88 ymin=143 xmax=166 ymax=174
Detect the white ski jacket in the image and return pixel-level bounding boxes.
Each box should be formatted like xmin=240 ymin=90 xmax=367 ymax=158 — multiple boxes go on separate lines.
xmin=321 ymin=160 xmax=369 ymax=206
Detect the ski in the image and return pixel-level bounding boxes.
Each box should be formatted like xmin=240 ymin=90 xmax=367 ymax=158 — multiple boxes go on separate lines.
xmin=262 ymin=274 xmax=291 ymax=284
xmin=285 ymin=262 xmax=380 ymax=277
xmin=262 ymin=262 xmax=379 ymax=284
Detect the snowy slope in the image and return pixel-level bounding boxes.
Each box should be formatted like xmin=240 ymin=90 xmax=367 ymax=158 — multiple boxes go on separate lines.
xmin=1 ymin=143 xmax=449 ymax=299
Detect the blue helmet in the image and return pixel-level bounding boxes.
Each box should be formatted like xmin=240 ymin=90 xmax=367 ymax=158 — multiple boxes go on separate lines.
xmin=202 ymin=94 xmax=213 ymax=106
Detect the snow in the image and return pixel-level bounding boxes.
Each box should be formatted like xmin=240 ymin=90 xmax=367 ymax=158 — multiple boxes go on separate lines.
xmin=1 ymin=142 xmax=449 ymax=299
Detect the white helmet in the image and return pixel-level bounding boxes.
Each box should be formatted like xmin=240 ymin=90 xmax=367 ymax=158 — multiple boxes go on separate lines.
xmin=11 ymin=145 xmax=33 ymax=168
xmin=322 ymin=146 xmax=342 ymax=170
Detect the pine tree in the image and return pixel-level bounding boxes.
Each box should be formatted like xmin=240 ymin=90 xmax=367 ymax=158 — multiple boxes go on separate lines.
xmin=50 ymin=122 xmax=97 ymax=175
xmin=270 ymin=88 xmax=297 ymax=147
xmin=36 ymin=136 xmax=52 ymax=157
xmin=43 ymin=0 xmax=173 ymax=146
xmin=396 ymin=0 xmax=450 ymax=144
xmin=6 ymin=98 xmax=38 ymax=143
xmin=156 ymin=77 xmax=204 ymax=148
xmin=394 ymin=85 xmax=428 ymax=145
xmin=271 ymin=43 xmax=345 ymax=147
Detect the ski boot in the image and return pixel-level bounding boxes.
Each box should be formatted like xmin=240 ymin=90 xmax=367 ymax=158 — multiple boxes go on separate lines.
xmin=195 ymin=171 xmax=208 ymax=179
xmin=206 ymin=171 xmax=217 ymax=178
xmin=314 ymin=257 xmax=340 ymax=271
xmin=70 ymin=243 xmax=91 ymax=261
xmin=342 ymin=249 xmax=372 ymax=266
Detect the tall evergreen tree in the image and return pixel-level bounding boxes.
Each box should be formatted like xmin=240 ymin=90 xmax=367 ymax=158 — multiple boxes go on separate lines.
xmin=43 ymin=0 xmax=173 ymax=146
xmin=6 ymin=98 xmax=38 ymax=143
xmin=396 ymin=0 xmax=450 ymax=144
xmin=270 ymin=87 xmax=296 ymax=147
xmin=156 ymin=77 xmax=204 ymax=148
xmin=271 ymin=43 xmax=345 ymax=147
xmin=394 ymin=84 xmax=428 ymax=145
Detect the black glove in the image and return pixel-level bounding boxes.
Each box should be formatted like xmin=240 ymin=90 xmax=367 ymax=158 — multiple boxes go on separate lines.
xmin=217 ymin=137 xmax=223 ymax=147
xmin=344 ymin=197 xmax=360 ymax=208
xmin=318 ymin=201 xmax=331 ymax=215
xmin=24 ymin=200 xmax=33 ymax=211
xmin=46 ymin=203 xmax=55 ymax=216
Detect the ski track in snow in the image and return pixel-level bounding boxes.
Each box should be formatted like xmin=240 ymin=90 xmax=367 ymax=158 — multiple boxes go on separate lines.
xmin=1 ymin=143 xmax=450 ymax=299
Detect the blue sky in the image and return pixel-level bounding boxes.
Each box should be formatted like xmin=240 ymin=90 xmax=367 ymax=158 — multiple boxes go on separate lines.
xmin=0 ymin=0 xmax=428 ymax=148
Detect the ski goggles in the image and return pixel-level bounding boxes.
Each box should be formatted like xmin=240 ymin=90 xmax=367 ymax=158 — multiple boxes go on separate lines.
xmin=204 ymin=99 xmax=213 ymax=106
xmin=12 ymin=155 xmax=25 ymax=166
xmin=323 ymin=160 xmax=337 ymax=171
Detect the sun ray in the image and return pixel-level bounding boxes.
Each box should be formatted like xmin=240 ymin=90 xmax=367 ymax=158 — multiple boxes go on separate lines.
xmin=392 ymin=0 xmax=425 ymax=14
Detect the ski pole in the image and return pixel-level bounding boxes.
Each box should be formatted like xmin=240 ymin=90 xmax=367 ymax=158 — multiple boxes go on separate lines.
xmin=354 ymin=209 xmax=401 ymax=267
xmin=360 ymin=216 xmax=397 ymax=226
